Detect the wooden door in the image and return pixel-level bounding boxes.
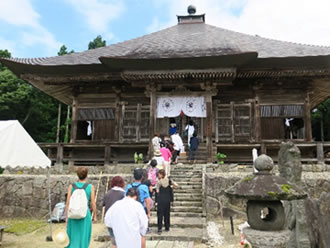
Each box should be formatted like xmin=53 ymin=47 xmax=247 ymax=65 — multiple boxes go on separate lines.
xmin=215 ymin=102 xmax=252 ymax=143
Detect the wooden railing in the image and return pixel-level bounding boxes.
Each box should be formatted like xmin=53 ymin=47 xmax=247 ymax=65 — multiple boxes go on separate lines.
xmin=38 ymin=142 xmax=149 ymax=166
xmin=39 ymin=141 xmax=330 ymax=166
xmin=215 ymin=141 xmax=330 ymax=164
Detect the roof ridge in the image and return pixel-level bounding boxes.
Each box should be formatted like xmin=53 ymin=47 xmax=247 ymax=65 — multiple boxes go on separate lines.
xmin=205 ymin=23 xmax=330 ymax=49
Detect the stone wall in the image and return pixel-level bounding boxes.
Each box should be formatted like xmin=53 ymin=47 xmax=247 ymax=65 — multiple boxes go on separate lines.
xmin=0 ymin=174 xmax=133 ymax=218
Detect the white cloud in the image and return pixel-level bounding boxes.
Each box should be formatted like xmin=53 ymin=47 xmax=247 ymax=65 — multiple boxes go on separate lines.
xmin=0 ymin=0 xmax=62 ymax=57
xmin=67 ymin=0 xmax=125 ymax=33
xmin=151 ymin=0 xmax=330 ymax=46
xmin=0 ymin=0 xmax=40 ymax=28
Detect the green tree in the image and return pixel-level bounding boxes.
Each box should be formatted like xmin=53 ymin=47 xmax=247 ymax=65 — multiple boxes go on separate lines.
xmin=88 ymin=35 xmax=106 ymax=50
xmin=311 ymin=98 xmax=330 ymax=141
xmin=57 ymin=45 xmax=74 ymax=56
xmin=0 ymin=49 xmax=11 ymax=71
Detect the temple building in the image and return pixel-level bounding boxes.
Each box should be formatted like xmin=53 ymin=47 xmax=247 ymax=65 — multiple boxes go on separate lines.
xmin=1 ymin=6 xmax=330 ymax=164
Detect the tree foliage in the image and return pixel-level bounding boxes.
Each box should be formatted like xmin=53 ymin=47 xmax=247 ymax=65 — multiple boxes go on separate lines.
xmin=311 ymin=98 xmax=330 ymax=141
xmin=0 ymin=65 xmax=59 ymax=142
xmin=58 ymin=45 xmax=74 ymax=56
xmin=88 ymin=35 xmax=106 ymax=50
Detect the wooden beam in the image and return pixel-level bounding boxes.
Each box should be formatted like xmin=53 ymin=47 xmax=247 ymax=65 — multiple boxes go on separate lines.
xmin=304 ymin=93 xmax=312 ymax=142
xmin=55 ymin=144 xmax=63 ymax=166
xmin=136 ymin=103 xmax=142 ymax=142
xmin=104 ymin=145 xmax=111 ymax=166
xmin=255 ymin=96 xmax=261 ymax=142
xmin=206 ymin=95 xmax=213 ymax=163
xmin=230 ymin=101 xmax=235 ymax=143
xmin=70 ymin=97 xmax=78 ymax=143
xmin=146 ymin=84 xmax=157 ymax=158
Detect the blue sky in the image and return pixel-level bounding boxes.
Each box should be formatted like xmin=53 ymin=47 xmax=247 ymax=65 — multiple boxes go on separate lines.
xmin=1 ymin=0 xmax=330 ymax=58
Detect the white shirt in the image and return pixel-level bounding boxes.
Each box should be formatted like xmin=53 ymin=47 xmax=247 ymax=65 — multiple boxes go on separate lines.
xmin=153 ymin=156 xmax=165 ymax=169
xmin=171 ymin=133 xmax=184 ymax=151
xmin=105 ymin=197 xmax=148 ymax=248
xmin=185 ymin=124 xmax=195 ymax=136
xmin=152 ymin=136 xmax=161 ymax=150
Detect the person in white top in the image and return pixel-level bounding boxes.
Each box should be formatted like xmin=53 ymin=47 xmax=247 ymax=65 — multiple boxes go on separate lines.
xmin=105 ymin=187 xmax=148 ymax=248
xmin=171 ymin=132 xmax=184 ymax=164
xmin=152 ymin=133 xmax=161 ymax=153
xmin=185 ymin=120 xmax=195 ymax=147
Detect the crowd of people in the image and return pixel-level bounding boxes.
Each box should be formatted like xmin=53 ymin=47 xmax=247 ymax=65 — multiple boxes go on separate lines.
xmin=62 ymin=119 xmax=200 ymax=247
xmin=63 ymin=164 xmax=178 ymax=248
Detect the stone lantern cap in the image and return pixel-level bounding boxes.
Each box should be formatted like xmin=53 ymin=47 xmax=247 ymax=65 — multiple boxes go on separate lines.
xmin=225 ymin=154 xmax=307 ymax=201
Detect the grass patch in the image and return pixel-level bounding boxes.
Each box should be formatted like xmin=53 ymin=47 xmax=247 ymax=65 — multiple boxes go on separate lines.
xmin=1 ymin=218 xmax=47 ymax=235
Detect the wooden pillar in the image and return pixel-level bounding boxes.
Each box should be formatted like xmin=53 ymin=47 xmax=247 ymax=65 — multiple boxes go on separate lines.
xmin=55 ymin=144 xmax=63 ymax=166
xmin=304 ymin=94 xmax=312 ymax=142
xmin=119 ymin=103 xmax=125 ymax=143
xmin=206 ymin=94 xmax=213 ymax=163
xmin=114 ymin=90 xmax=121 ymax=142
xmin=147 ymin=84 xmax=157 ymax=158
xmin=104 ymin=144 xmax=111 ymax=166
xmin=230 ymin=101 xmax=235 ymax=143
xmin=70 ymin=97 xmax=78 ymax=143
xmin=136 ymin=103 xmax=142 ymax=142
xmin=317 ymin=142 xmax=325 ymax=164
xmin=255 ymin=96 xmax=261 ymax=142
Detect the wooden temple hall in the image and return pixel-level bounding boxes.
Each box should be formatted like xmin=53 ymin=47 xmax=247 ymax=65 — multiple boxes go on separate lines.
xmin=1 ymin=6 xmax=330 ymax=164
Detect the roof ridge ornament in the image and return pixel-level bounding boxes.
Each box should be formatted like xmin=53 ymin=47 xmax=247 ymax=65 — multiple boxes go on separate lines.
xmin=177 ymin=5 xmax=205 ymax=24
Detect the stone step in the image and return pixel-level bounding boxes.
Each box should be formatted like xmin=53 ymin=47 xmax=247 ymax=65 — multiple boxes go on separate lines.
xmin=151 ymin=211 xmax=203 ymax=218
xmin=172 ymin=201 xmax=202 ymax=207
xmin=149 ymin=216 xmax=205 ymax=229
xmin=170 ymin=174 xmax=201 ymax=179
xmin=171 ymin=171 xmax=202 ymax=176
xmin=176 ymin=185 xmax=202 ymax=190
xmin=170 ymin=206 xmax=202 ymax=213
xmin=174 ymin=195 xmax=202 ymax=201
xmin=174 ymin=188 xmax=202 ymax=193
xmin=146 ymin=227 xmax=207 ymax=243
xmin=146 ymin=240 xmax=194 ymax=248
xmin=97 ymin=227 xmax=206 ymax=243
xmin=172 ymin=177 xmax=202 ymax=183
xmin=174 ymin=181 xmax=202 ymax=186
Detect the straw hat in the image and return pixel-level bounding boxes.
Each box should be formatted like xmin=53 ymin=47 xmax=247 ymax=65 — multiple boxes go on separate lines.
xmin=154 ymin=149 xmax=161 ymax=156
xmin=52 ymin=229 xmax=69 ymax=247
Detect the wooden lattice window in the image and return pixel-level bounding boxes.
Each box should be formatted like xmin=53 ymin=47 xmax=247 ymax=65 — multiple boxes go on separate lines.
xmin=121 ymin=104 xmax=150 ymax=142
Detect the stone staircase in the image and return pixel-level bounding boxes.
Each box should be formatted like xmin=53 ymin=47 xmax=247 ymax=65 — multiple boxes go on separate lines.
xmin=178 ymin=143 xmax=216 ymax=164
xmin=147 ymin=164 xmax=207 ymax=244
xmin=97 ymin=165 xmax=207 ymax=247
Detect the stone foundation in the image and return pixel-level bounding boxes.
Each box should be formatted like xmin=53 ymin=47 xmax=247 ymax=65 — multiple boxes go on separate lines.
xmin=243 ymin=227 xmax=290 ymax=248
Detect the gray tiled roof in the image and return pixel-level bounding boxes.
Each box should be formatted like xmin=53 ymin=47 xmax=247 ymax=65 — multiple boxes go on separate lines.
xmin=6 ymin=23 xmax=330 ymax=66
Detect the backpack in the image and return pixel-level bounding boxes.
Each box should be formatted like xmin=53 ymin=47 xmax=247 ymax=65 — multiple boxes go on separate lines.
xmin=130 ymin=183 xmax=143 ymax=205
xmin=148 ymin=167 xmax=158 ymax=186
xmin=68 ymin=183 xmax=89 ymax=219
xmin=49 ymin=202 xmax=66 ymax=223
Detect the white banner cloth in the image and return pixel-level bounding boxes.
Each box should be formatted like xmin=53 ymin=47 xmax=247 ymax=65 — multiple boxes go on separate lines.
xmin=157 ymin=96 xmax=206 ymax=118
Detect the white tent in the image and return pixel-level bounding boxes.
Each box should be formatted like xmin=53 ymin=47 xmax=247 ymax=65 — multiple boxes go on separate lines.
xmin=0 ymin=120 xmax=51 ymax=168
xmin=0 ymin=120 xmax=53 ymax=241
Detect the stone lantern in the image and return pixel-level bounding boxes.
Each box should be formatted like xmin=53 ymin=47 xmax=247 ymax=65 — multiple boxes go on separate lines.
xmin=225 ymin=154 xmax=307 ymax=247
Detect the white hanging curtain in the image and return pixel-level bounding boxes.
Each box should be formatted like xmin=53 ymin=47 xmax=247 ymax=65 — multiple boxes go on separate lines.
xmin=157 ymin=96 xmax=206 ymax=118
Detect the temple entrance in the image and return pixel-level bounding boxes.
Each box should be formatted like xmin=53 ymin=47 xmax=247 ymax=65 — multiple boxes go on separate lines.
xmin=155 ymin=96 xmax=207 ymax=142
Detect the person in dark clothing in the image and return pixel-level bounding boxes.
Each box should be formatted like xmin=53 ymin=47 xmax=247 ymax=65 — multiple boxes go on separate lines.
xmin=188 ymin=132 xmax=199 ymax=164
xmin=103 ymin=176 xmax=125 ymax=248
xmin=156 ymin=169 xmax=178 ymax=233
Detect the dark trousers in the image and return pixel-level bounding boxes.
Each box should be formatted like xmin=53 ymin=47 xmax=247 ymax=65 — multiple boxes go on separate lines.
xmin=157 ymin=202 xmax=170 ymax=231
xmin=188 ymin=148 xmax=198 ymax=161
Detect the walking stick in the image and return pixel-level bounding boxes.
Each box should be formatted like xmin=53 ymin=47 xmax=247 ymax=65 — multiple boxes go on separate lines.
xmin=101 ymin=176 xmax=110 ymax=223
xmin=94 ymin=171 xmax=103 ymax=221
